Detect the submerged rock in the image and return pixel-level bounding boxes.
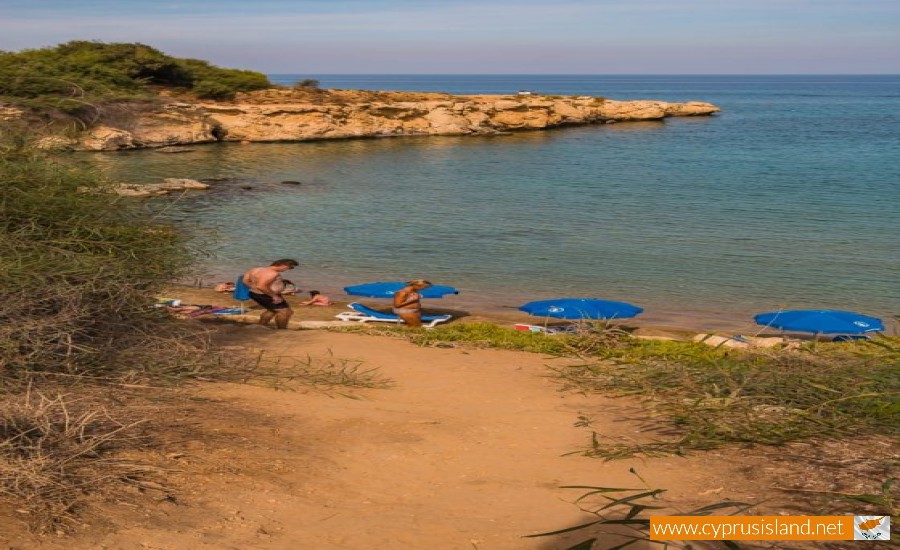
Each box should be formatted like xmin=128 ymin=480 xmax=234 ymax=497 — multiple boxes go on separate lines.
xmin=114 ymin=178 xmax=210 ymax=197
xmin=161 ymin=178 xmax=210 ymax=190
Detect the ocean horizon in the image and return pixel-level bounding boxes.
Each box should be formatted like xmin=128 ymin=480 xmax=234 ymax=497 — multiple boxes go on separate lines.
xmin=89 ymin=75 xmax=900 ymax=330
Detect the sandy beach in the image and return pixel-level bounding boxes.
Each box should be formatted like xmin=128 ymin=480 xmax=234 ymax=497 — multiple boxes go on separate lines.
xmin=1 ymin=285 xmax=894 ymax=549
xmin=0 ymin=326 xmax=824 ymax=549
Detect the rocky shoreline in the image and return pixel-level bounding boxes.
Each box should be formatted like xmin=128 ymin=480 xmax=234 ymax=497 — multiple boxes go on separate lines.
xmin=11 ymin=88 xmax=720 ymax=151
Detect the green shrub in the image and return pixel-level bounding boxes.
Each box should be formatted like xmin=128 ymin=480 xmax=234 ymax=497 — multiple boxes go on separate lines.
xmin=0 ymin=41 xmax=272 ymax=116
xmin=0 ymin=135 xmax=198 ymax=377
xmin=177 ymin=58 xmax=271 ymax=94
xmin=192 ymin=79 xmax=238 ymax=100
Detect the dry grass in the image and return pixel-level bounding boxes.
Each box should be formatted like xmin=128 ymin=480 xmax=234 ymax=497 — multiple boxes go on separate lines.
xmin=238 ymin=348 xmax=394 ymax=394
xmin=0 ymin=387 xmax=159 ymax=532
xmin=557 ymin=337 xmax=899 ymax=458
xmin=0 ymin=137 xmax=259 ymax=532
xmin=0 ymin=137 xmax=201 ymax=381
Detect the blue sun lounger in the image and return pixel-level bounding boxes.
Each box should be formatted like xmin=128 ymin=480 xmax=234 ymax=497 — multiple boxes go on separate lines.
xmin=335 ymin=302 xmax=452 ymax=328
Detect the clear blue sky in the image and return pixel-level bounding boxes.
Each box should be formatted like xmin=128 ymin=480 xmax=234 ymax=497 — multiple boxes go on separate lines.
xmin=1 ymin=0 xmax=898 ymax=74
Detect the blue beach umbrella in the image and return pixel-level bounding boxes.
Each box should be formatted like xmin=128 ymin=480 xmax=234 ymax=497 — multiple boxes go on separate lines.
xmin=344 ymin=281 xmax=460 ymax=299
xmin=519 ymin=298 xmax=644 ymax=320
xmin=753 ymin=309 xmax=884 ymax=335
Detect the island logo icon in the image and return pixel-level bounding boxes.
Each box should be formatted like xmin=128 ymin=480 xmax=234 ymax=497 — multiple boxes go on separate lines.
xmin=854 ymin=516 xmax=890 ymax=541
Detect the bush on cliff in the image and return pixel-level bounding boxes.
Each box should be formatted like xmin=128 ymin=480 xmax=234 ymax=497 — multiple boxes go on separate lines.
xmin=177 ymin=57 xmax=271 ymax=99
xmin=0 ymin=40 xmax=272 ymax=114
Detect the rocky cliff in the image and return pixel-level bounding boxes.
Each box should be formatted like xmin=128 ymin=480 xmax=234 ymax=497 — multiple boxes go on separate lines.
xmin=9 ymin=88 xmax=719 ymax=151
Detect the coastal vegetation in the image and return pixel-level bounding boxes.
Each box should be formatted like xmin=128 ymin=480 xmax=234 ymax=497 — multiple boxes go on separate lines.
xmin=0 ymin=138 xmax=395 ymax=531
xmin=294 ymin=78 xmax=321 ymax=89
xmin=0 ymin=138 xmax=195 ymax=379
xmin=0 ymin=41 xmax=271 ymax=121
xmin=0 ymin=135 xmax=217 ymax=528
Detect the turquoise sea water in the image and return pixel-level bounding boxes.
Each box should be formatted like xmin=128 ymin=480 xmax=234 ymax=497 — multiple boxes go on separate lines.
xmin=89 ymin=75 xmax=900 ymax=328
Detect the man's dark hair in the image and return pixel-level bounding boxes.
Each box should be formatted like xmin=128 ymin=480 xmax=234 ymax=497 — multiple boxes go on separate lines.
xmin=271 ymin=259 xmax=299 ymax=267
xmin=309 ymin=290 xmax=320 ymax=296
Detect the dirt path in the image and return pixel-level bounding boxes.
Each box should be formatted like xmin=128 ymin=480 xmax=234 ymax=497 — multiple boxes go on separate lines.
xmin=7 ymin=327 xmax=768 ymax=549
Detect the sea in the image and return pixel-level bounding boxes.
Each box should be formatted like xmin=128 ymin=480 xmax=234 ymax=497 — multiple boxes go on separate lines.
xmin=86 ymin=75 xmax=900 ymax=330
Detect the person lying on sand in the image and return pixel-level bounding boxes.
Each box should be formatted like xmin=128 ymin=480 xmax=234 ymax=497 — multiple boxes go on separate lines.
xmin=300 ymin=290 xmax=333 ymax=306
xmin=214 ymin=282 xmax=236 ymax=292
xmin=164 ymin=304 xmax=203 ymax=318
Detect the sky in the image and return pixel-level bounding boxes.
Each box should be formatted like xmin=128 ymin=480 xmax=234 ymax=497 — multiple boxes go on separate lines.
xmin=1 ymin=0 xmax=898 ymax=74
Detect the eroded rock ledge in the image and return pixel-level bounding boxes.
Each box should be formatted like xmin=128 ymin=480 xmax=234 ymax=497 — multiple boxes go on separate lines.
xmin=24 ymin=88 xmax=720 ymax=151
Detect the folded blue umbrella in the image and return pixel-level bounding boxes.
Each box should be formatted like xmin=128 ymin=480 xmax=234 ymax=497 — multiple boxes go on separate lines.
xmin=232 ymin=274 xmax=251 ymax=301
xmin=344 ymin=281 xmax=459 ymax=299
xmin=519 ymin=298 xmax=643 ymax=320
xmin=753 ymin=309 xmax=884 ymax=335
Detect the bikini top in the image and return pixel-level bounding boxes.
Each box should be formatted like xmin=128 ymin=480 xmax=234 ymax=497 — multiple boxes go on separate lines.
xmin=396 ymin=290 xmax=421 ymax=306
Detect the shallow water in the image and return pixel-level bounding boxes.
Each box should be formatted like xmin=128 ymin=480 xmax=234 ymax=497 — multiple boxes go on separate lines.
xmin=88 ymin=75 xmax=900 ymax=328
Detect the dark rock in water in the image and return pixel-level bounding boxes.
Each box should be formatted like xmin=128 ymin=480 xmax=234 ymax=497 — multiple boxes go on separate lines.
xmin=281 ymin=180 xmax=303 ymax=185
xmin=203 ymin=177 xmax=232 ymax=182
xmin=240 ymin=186 xmax=254 ymax=190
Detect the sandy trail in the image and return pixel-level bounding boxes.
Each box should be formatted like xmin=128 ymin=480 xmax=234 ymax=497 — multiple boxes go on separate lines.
xmin=8 ymin=327 xmax=763 ymax=549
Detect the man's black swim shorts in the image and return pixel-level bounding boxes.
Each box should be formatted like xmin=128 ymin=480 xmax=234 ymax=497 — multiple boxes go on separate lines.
xmin=249 ymin=291 xmax=290 ymax=311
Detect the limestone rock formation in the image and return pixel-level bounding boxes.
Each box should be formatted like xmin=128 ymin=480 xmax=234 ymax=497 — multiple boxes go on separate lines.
xmin=5 ymin=89 xmax=721 ymax=151
xmin=81 ymin=126 xmax=136 ymax=151
xmin=129 ymin=102 xmax=219 ymax=147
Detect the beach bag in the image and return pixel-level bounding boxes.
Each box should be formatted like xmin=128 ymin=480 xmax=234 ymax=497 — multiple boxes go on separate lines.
xmin=232 ymin=274 xmax=251 ymax=301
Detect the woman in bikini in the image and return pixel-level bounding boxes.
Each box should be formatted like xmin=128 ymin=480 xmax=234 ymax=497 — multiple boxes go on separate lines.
xmin=392 ymin=279 xmax=432 ymax=327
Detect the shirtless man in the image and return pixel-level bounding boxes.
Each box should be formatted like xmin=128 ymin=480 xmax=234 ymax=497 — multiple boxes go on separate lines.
xmin=242 ymin=259 xmax=299 ymax=329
